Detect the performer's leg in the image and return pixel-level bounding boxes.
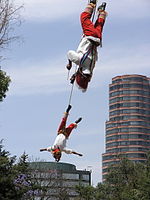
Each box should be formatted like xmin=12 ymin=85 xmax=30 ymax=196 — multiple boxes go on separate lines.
xmin=65 ymin=123 xmax=77 ymax=138
xmin=65 ymin=118 xmax=82 ymax=138
xmin=80 ymin=4 xmax=100 ymax=38
xmin=94 ymin=10 xmax=107 ymax=37
xmin=57 ymin=114 xmax=67 ymax=134
xmin=57 ymin=105 xmax=72 ymax=134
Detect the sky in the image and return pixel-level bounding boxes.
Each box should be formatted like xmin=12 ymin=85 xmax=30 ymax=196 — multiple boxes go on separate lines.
xmin=0 ymin=0 xmax=150 ymax=185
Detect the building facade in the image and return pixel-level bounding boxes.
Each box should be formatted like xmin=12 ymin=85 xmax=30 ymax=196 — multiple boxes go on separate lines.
xmin=102 ymin=74 xmax=150 ymax=179
xmin=29 ymin=162 xmax=91 ymax=200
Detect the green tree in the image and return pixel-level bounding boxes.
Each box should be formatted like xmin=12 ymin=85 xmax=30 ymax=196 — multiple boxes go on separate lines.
xmin=75 ymin=152 xmax=150 ymax=200
xmin=0 ymin=0 xmax=22 ymax=101
xmin=0 ymin=141 xmax=41 ymax=200
xmin=0 ymin=140 xmax=20 ymax=200
xmin=0 ymin=69 xmax=11 ymax=101
xmin=103 ymin=156 xmax=150 ymax=200
xmin=76 ymin=185 xmax=96 ymax=200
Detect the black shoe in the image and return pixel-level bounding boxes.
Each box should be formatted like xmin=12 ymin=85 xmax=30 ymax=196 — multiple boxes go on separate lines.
xmin=90 ymin=0 xmax=97 ymax=5
xmin=98 ymin=2 xmax=106 ymax=11
xmin=66 ymin=105 xmax=72 ymax=113
xmin=75 ymin=117 xmax=82 ymax=124
xmin=70 ymin=74 xmax=76 ymax=84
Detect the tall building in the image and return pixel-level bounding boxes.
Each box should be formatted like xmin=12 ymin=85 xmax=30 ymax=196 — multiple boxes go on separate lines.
xmin=102 ymin=74 xmax=150 ymax=179
xmin=29 ymin=162 xmax=91 ymax=200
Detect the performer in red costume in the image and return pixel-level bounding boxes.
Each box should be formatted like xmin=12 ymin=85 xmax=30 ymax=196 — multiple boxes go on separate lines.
xmin=66 ymin=0 xmax=107 ymax=92
xmin=40 ymin=105 xmax=82 ymax=162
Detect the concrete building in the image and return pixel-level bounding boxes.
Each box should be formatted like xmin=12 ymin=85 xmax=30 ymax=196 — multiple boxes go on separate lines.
xmin=102 ymin=74 xmax=150 ymax=179
xmin=29 ymin=162 xmax=91 ymax=200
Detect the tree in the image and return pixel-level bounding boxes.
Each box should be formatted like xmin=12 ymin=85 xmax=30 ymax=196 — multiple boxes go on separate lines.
xmin=0 ymin=69 xmax=11 ymax=101
xmin=0 ymin=141 xmax=40 ymax=200
xmin=0 ymin=140 xmax=18 ymax=200
xmin=0 ymin=0 xmax=22 ymax=51
xmin=0 ymin=0 xmax=22 ymax=101
xmin=75 ymin=152 xmax=150 ymax=200
xmin=101 ymin=155 xmax=150 ymax=200
xmin=76 ymin=185 xmax=96 ymax=200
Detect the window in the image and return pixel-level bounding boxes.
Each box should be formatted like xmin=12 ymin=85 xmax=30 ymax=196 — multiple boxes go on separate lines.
xmin=106 ymin=134 xmax=150 ymax=142
xmin=110 ymin=115 xmax=150 ymax=121
xmin=106 ymin=140 xmax=150 ymax=148
xmin=62 ymin=173 xmax=79 ymax=180
xmin=81 ymin=175 xmax=90 ymax=181
xmin=106 ymin=147 xmax=148 ymax=153
xmin=110 ymin=90 xmax=150 ymax=97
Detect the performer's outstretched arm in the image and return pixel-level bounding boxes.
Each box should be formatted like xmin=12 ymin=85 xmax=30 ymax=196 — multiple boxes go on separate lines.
xmin=72 ymin=151 xmax=83 ymax=156
xmin=62 ymin=148 xmax=83 ymax=157
xmin=40 ymin=148 xmax=47 ymax=152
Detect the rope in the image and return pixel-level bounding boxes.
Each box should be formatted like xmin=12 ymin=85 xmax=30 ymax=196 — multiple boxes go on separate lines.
xmin=68 ymin=65 xmax=77 ymax=105
xmin=68 ymin=79 xmax=75 ymax=105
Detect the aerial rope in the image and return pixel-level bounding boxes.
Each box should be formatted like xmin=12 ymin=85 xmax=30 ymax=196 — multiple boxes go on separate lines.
xmin=67 ymin=65 xmax=78 ymax=105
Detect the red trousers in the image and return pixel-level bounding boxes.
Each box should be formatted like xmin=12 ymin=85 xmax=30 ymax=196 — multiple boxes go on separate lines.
xmin=57 ymin=115 xmax=76 ymax=138
xmin=80 ymin=12 xmax=105 ymax=39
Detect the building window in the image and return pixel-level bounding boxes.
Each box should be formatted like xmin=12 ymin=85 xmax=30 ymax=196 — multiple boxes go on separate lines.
xmin=62 ymin=173 xmax=79 ymax=180
xmin=106 ymin=134 xmax=150 ymax=142
xmin=81 ymin=174 xmax=90 ymax=181
xmin=110 ymin=90 xmax=150 ymax=97
xmin=106 ymin=141 xmax=150 ymax=148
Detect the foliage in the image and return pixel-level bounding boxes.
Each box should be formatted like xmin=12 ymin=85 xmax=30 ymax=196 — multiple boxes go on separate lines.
xmin=0 ymin=141 xmax=41 ymax=200
xmin=0 ymin=0 xmax=22 ymax=101
xmin=76 ymin=185 xmax=96 ymax=200
xmin=0 ymin=69 xmax=11 ymax=101
xmin=76 ymin=152 xmax=150 ymax=200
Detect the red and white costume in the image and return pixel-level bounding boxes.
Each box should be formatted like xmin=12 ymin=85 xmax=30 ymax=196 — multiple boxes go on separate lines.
xmin=47 ymin=114 xmax=77 ymax=155
xmin=67 ymin=5 xmax=106 ymax=92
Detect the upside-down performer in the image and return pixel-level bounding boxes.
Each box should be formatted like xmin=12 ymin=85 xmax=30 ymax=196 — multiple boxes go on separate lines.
xmin=66 ymin=0 xmax=107 ymax=92
xmin=40 ymin=105 xmax=82 ymax=162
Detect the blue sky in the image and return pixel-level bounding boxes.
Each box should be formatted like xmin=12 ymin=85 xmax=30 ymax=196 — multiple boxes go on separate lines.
xmin=0 ymin=0 xmax=150 ymax=185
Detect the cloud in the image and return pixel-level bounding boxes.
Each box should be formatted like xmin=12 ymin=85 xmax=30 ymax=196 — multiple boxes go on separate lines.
xmin=17 ymin=0 xmax=84 ymax=22
xmin=6 ymin=58 xmax=70 ymax=96
xmin=92 ymin=42 xmax=150 ymax=88
xmin=108 ymin=0 xmax=150 ymax=20
xmin=16 ymin=0 xmax=150 ymax=22
xmin=6 ymin=40 xmax=150 ymax=97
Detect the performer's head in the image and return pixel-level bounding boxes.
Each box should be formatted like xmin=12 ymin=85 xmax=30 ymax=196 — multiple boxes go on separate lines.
xmin=52 ymin=148 xmax=62 ymax=162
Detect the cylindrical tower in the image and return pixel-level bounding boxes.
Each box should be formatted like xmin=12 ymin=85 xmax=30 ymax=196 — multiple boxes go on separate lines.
xmin=102 ymin=74 xmax=150 ymax=179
